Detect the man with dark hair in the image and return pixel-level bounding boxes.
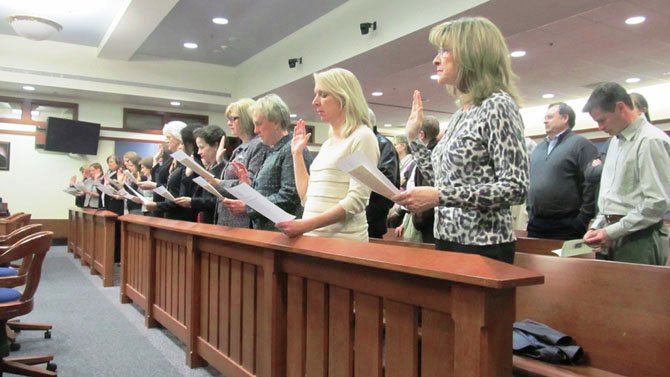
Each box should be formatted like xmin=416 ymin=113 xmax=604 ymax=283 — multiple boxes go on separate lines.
xmin=583 ymin=82 xmax=670 ymax=265
xmin=527 ymin=102 xmax=598 ymax=239
xmin=366 ymin=109 xmax=400 ymax=238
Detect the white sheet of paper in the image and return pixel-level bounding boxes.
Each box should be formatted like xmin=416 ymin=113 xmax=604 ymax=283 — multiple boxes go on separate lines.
xmin=95 ymin=182 xmax=118 ymax=196
xmin=123 ymin=170 xmax=137 ymax=184
xmin=336 ymin=150 xmax=400 ymax=200
xmin=170 ymin=150 xmax=214 ymax=178
xmin=153 ymin=186 xmax=176 ymax=202
xmin=73 ymin=181 xmax=87 ymax=192
xmin=193 ymin=176 xmax=225 ymax=200
xmin=226 ymin=183 xmax=295 ymax=224
xmin=551 ymin=239 xmax=593 ymax=257
xmin=124 ymin=182 xmax=152 ymax=205
xmin=63 ymin=187 xmax=79 ymax=196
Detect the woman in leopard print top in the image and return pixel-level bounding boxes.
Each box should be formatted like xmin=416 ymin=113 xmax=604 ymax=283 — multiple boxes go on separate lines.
xmin=394 ymin=17 xmax=529 ymax=263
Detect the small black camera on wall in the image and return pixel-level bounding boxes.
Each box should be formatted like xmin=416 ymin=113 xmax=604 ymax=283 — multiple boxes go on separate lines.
xmin=360 ymin=21 xmax=377 ymax=35
xmin=288 ymin=57 xmax=302 ymax=68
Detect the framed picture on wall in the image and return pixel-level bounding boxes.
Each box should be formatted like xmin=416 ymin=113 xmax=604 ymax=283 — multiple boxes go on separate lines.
xmin=0 ymin=141 xmax=9 ymax=171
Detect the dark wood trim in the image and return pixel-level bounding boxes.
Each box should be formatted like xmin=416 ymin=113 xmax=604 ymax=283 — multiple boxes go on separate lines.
xmin=102 ymin=126 xmax=163 ymax=135
xmin=0 ymin=95 xmax=78 ymax=123
xmin=99 ymin=136 xmax=163 ymax=143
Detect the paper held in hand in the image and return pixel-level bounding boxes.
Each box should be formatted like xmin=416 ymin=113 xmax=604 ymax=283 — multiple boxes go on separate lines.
xmin=193 ymin=176 xmax=224 ymax=200
xmin=123 ymin=169 xmax=137 ymax=184
xmin=552 ymin=239 xmax=593 ymax=257
xmin=226 ymin=183 xmax=295 ymax=224
xmin=170 ymin=150 xmax=214 ymax=178
xmin=153 ymin=186 xmax=176 ymax=202
xmin=124 ymin=182 xmax=152 ymax=205
xmin=94 ymin=182 xmax=118 ymax=197
xmin=73 ymin=181 xmax=87 ymax=192
xmin=336 ymin=150 xmax=400 ymax=200
xmin=63 ymin=187 xmax=79 ymax=196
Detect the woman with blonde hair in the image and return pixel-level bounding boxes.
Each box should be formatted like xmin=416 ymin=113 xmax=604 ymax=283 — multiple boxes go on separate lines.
xmin=276 ymin=68 xmax=380 ymax=241
xmin=394 ymin=17 xmax=529 ymax=263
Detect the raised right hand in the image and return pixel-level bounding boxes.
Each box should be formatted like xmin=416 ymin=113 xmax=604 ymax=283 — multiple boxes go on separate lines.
xmin=291 ymin=119 xmax=311 ymax=156
xmin=405 ymin=90 xmax=424 ymax=140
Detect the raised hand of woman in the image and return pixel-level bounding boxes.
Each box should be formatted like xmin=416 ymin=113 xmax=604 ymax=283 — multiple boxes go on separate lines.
xmin=291 ymin=119 xmax=311 ymax=156
xmin=231 ymin=161 xmax=251 ymax=185
xmin=405 ymin=90 xmax=424 ymax=140
xmin=216 ymin=135 xmax=227 ymax=164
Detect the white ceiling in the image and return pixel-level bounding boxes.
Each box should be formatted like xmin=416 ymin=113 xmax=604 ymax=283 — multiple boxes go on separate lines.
xmin=0 ymin=0 xmax=669 ymax=133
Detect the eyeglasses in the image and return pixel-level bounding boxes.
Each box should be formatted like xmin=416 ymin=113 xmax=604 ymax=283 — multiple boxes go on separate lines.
xmin=437 ymin=47 xmax=451 ymax=57
xmin=227 ymin=116 xmax=240 ymax=122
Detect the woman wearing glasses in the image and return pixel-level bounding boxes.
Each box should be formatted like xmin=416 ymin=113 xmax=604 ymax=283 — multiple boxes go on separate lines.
xmin=394 ymin=17 xmax=529 ymax=263
xmin=206 ymin=98 xmax=269 ymax=227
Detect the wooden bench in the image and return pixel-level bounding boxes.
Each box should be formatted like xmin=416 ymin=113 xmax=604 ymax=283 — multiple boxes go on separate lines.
xmin=514 ymin=253 xmax=670 ymax=377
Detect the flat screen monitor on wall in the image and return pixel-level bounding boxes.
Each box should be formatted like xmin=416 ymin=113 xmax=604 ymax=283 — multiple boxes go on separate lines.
xmin=44 ymin=117 xmax=101 ymax=155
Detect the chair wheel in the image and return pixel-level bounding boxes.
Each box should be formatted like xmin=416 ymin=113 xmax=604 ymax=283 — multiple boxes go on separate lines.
xmin=44 ymin=330 xmax=51 ymax=339
xmin=9 ymin=342 xmax=20 ymax=351
xmin=46 ymin=362 xmax=57 ymax=372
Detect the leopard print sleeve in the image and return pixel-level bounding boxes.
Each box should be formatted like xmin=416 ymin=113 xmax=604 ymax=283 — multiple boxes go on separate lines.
xmin=436 ymin=92 xmax=528 ymax=210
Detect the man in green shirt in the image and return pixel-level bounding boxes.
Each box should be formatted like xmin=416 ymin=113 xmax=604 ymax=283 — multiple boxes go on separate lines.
xmin=583 ymin=82 xmax=670 ymax=265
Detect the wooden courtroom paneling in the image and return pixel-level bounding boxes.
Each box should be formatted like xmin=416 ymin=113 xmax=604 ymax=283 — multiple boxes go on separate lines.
xmin=119 ymin=214 xmax=544 ymax=377
xmin=515 ymin=254 xmax=670 ymax=377
xmin=68 ymin=208 xmax=118 ymax=287
xmin=30 ymin=218 xmax=68 ymax=241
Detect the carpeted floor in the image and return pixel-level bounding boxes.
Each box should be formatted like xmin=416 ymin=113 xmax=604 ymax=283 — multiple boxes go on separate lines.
xmin=6 ymin=246 xmax=220 ymax=376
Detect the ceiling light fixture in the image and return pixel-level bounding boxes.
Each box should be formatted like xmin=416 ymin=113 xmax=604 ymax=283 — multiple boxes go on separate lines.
xmin=170 ymin=101 xmax=181 ymax=106
xmin=625 ymin=77 xmax=640 ymax=83
xmin=383 ymin=123 xmax=392 ymax=128
xmin=22 ymin=85 xmax=36 ymax=91
xmin=6 ymin=15 xmax=63 ymax=41
xmin=183 ymin=42 xmax=198 ymax=49
xmin=625 ymin=16 xmax=646 ymax=25
xmin=510 ymin=50 xmax=526 ymax=58
xmin=371 ymin=91 xmax=383 ymax=97
xmin=290 ymin=114 xmax=297 ymax=118
xmin=212 ymin=17 xmax=229 ymax=25
xmin=542 ymin=93 xmax=555 ymax=99
xmin=430 ymin=74 xmax=439 ymax=80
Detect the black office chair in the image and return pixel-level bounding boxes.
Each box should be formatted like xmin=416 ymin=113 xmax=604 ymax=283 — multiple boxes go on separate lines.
xmin=0 ymin=231 xmax=56 ymax=376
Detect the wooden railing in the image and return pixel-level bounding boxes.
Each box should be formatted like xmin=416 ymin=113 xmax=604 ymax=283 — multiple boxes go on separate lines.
xmin=0 ymin=212 xmax=31 ymax=235
xmin=119 ymin=214 xmax=544 ymax=377
xmin=68 ymin=208 xmax=118 ymax=287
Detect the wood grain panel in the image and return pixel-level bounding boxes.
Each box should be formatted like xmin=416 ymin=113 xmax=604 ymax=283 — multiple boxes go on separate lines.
xmin=305 ymin=280 xmax=328 ymax=377
xmin=286 ymin=276 xmax=305 ymax=377
xmin=328 ymin=286 xmax=353 ymax=377
xmin=230 ymin=260 xmax=243 ymax=363
xmin=242 ymin=263 xmax=256 ymax=372
xmin=354 ymin=292 xmax=382 ymax=377
xmin=384 ymin=299 xmax=418 ymax=377
xmin=421 ymin=309 xmax=454 ymax=377
xmin=218 ymin=257 xmax=231 ymax=355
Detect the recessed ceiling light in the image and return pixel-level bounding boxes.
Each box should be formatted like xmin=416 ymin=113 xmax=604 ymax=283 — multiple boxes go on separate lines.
xmin=22 ymin=85 xmax=35 ymax=91
xmin=510 ymin=50 xmax=526 ymax=58
xmin=371 ymin=91 xmax=383 ymax=97
xmin=383 ymin=123 xmax=392 ymax=128
xmin=183 ymin=42 xmax=198 ymax=49
xmin=290 ymin=114 xmax=297 ymax=118
xmin=625 ymin=77 xmax=641 ymax=83
xmin=430 ymin=74 xmax=439 ymax=80
xmin=625 ymin=16 xmax=646 ymax=25
xmin=542 ymin=93 xmax=555 ymax=99
xmin=170 ymin=101 xmax=181 ymax=106
xmin=212 ymin=17 xmax=229 ymax=25
xmin=31 ymin=110 xmax=39 ymax=117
